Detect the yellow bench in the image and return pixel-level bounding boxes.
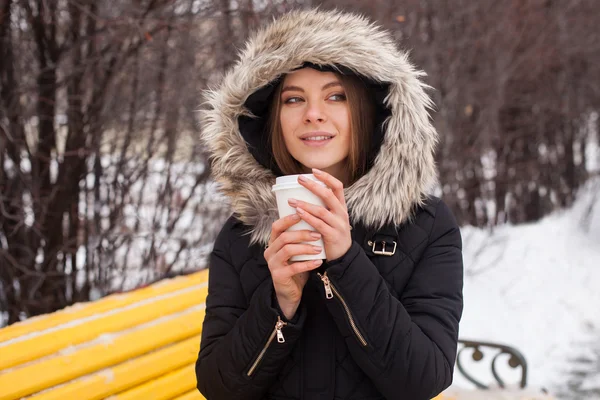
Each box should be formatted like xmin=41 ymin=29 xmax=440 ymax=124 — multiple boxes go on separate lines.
xmin=0 ymin=268 xmax=536 ymax=400
xmin=0 ymin=271 xmax=209 ymax=400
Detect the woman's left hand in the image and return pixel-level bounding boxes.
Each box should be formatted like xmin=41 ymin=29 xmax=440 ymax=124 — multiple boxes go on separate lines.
xmin=288 ymin=168 xmax=352 ymax=261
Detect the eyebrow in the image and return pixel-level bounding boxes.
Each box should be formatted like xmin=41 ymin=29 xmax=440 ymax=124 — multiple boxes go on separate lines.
xmin=281 ymin=81 xmax=343 ymax=94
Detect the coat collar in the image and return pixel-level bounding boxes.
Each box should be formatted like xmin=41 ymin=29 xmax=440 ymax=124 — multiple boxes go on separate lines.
xmin=199 ymin=9 xmax=439 ymax=246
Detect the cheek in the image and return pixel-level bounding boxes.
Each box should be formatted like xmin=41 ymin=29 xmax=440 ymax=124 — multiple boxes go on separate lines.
xmin=337 ymin=109 xmax=352 ymax=141
xmin=280 ymin=109 xmax=298 ymax=140
xmin=280 ymin=110 xmax=302 ymax=153
xmin=341 ymin=112 xmax=352 ymax=155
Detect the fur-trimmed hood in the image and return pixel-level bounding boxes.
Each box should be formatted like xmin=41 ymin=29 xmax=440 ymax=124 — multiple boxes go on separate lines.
xmin=199 ymin=8 xmax=439 ymax=246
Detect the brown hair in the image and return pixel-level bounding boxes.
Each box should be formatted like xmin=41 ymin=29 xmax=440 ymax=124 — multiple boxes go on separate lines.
xmin=267 ymin=71 xmax=376 ymax=185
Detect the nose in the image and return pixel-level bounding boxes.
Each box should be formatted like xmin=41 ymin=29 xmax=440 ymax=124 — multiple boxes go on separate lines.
xmin=303 ymin=101 xmax=326 ymax=124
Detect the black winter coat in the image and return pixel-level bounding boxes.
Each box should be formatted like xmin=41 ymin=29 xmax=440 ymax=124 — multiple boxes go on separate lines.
xmin=196 ymin=196 xmax=463 ymax=400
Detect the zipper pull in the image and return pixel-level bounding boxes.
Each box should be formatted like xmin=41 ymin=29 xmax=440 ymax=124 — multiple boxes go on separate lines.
xmin=275 ymin=316 xmax=286 ymax=343
xmin=318 ymin=272 xmax=334 ymax=299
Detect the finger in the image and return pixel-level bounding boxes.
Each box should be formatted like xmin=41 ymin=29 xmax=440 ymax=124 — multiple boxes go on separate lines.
xmin=266 ymin=229 xmax=320 ymax=261
xmin=288 ymin=259 xmax=323 ymax=275
xmin=272 ymin=243 xmax=324 ymax=268
xmin=296 ymin=206 xmax=335 ymax=237
xmin=272 ymin=230 xmax=322 ymax=250
xmin=267 ymin=229 xmax=322 ymax=262
xmin=267 ymin=214 xmax=301 ymax=253
xmin=298 ymin=174 xmax=346 ymax=215
xmin=274 ymin=259 xmax=323 ymax=278
xmin=311 ymin=168 xmax=347 ymax=210
xmin=272 ymin=213 xmax=302 ymax=237
xmin=288 ymin=199 xmax=342 ymax=230
xmin=271 ymin=259 xmax=323 ymax=282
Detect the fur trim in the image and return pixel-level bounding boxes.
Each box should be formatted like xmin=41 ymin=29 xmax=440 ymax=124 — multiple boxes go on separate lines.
xmin=199 ymin=8 xmax=439 ymax=246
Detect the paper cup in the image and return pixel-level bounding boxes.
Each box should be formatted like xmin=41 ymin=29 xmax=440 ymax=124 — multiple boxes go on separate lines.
xmin=272 ymin=174 xmax=327 ymax=261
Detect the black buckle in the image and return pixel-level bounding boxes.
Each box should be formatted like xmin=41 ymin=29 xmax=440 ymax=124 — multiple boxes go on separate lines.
xmin=369 ymin=240 xmax=397 ymax=256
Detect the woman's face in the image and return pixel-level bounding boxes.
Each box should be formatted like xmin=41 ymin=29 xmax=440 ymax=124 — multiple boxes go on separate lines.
xmin=279 ymin=68 xmax=351 ymax=179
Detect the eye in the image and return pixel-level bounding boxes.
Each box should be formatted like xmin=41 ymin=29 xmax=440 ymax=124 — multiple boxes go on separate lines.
xmin=329 ymin=93 xmax=347 ymax=101
xmin=283 ymin=96 xmax=303 ymax=104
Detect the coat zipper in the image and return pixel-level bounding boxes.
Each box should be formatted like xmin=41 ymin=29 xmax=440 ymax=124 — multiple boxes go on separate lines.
xmin=318 ymin=272 xmax=368 ymax=347
xmin=247 ymin=316 xmax=287 ymax=377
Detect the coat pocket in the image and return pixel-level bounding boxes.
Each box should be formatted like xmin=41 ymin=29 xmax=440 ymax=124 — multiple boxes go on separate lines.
xmin=246 ymin=315 xmax=287 ymax=377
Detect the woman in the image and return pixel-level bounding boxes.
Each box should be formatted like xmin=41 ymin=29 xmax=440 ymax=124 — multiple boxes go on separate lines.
xmin=196 ymin=8 xmax=463 ymax=400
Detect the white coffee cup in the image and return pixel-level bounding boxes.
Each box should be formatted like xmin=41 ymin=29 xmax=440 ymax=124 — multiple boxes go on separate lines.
xmin=272 ymin=174 xmax=327 ymax=261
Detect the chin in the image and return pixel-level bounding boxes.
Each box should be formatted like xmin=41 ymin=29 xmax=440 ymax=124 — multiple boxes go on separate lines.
xmin=294 ymin=152 xmax=347 ymax=173
xmin=299 ymin=158 xmax=336 ymax=171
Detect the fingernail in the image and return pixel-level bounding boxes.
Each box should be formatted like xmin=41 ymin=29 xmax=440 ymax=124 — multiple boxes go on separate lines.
xmin=298 ymin=175 xmax=307 ymax=182
xmin=313 ymin=259 xmax=323 ymax=265
xmin=296 ymin=207 xmax=305 ymax=215
xmin=310 ymin=232 xmax=321 ymax=239
xmin=312 ymin=168 xmax=322 ymax=175
xmin=291 ymin=214 xmax=301 ymax=220
xmin=312 ymin=246 xmax=322 ymax=252
xmin=288 ymin=198 xmax=298 ymax=206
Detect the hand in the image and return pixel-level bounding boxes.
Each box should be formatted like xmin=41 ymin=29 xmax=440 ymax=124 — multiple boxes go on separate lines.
xmin=288 ymin=168 xmax=352 ymax=261
xmin=264 ymin=213 xmax=324 ymax=320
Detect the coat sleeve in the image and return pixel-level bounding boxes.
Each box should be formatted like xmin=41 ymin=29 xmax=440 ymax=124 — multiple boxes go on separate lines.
xmin=319 ymin=200 xmax=463 ymax=400
xmin=195 ymin=219 xmax=306 ymax=400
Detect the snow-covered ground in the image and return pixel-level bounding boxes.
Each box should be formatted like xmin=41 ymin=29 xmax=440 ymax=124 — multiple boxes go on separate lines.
xmin=455 ymin=177 xmax=600 ymax=398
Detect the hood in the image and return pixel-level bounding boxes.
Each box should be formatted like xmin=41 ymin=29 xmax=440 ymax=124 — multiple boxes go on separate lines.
xmin=199 ymin=8 xmax=439 ymax=246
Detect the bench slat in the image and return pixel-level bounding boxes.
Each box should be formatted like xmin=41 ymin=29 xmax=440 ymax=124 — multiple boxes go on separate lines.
xmin=26 ymin=335 xmax=201 ymax=400
xmin=172 ymin=390 xmax=206 ymax=400
xmin=107 ymin=364 xmax=197 ymax=400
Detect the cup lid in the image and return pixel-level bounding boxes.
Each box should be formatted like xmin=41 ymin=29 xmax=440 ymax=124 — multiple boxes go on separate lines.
xmin=272 ymin=174 xmax=326 ymax=191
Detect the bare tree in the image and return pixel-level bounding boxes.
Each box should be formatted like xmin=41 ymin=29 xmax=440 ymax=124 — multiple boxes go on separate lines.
xmin=0 ymin=0 xmax=230 ymax=325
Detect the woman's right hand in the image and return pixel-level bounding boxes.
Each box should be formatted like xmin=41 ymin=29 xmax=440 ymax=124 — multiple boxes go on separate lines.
xmin=264 ymin=213 xmax=324 ymax=320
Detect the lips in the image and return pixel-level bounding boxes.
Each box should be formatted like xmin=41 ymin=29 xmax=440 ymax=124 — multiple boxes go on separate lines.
xmin=300 ymin=131 xmax=335 ymax=140
xmin=303 ymin=135 xmax=333 ymax=141
xmin=300 ymin=131 xmax=335 ymax=146
xmin=300 ymin=135 xmax=334 ymax=147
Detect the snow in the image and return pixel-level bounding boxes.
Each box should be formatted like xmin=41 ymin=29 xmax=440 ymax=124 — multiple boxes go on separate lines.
xmin=96 ymin=333 xmax=117 ymax=347
xmin=582 ymin=375 xmax=600 ymax=392
xmin=78 ymin=157 xmax=225 ymax=293
xmin=455 ymin=177 xmax=600 ymax=396
xmin=100 ymin=369 xmax=115 ymax=384
xmin=586 ymin=112 xmax=599 ymax=174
